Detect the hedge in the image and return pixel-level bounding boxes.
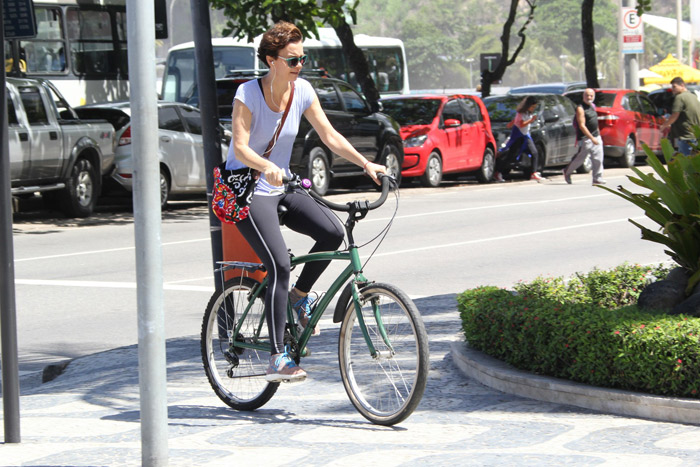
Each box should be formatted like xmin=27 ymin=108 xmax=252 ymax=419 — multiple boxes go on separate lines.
xmin=457 ymin=264 xmax=700 ymax=398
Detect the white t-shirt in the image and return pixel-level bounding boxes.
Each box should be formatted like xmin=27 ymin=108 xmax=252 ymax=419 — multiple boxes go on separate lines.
xmin=225 ymin=77 xmax=315 ymax=195
xmin=514 ymin=111 xmax=533 ymax=135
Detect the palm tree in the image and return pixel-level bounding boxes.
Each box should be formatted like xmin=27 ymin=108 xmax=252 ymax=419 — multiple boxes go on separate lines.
xmin=595 ymin=37 xmax=620 ymax=86
xmin=515 ymin=42 xmax=553 ymax=84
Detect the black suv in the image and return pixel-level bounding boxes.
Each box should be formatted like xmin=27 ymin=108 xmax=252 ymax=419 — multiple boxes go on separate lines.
xmin=183 ymin=71 xmax=404 ymax=195
xmin=483 ymin=93 xmax=591 ymax=176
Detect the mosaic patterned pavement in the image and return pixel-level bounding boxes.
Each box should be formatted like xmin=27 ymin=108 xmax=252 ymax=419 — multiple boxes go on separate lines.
xmin=2 ymin=294 xmax=700 ymax=466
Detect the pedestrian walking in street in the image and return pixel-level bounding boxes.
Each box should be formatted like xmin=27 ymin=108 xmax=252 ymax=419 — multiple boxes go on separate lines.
xmin=563 ymin=88 xmax=605 ymax=185
xmin=494 ymin=96 xmax=543 ymax=183
xmin=659 ymin=77 xmax=700 ymax=156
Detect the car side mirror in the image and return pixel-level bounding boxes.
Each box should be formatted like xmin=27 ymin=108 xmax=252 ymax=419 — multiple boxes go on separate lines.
xmin=444 ymin=118 xmax=461 ymax=127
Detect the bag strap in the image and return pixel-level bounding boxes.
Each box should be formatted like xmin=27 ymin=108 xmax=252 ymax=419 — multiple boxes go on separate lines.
xmin=261 ymin=81 xmax=295 ymax=158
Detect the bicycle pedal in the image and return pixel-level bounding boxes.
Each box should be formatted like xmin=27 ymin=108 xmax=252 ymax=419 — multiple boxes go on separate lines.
xmin=282 ymin=376 xmax=307 ymax=384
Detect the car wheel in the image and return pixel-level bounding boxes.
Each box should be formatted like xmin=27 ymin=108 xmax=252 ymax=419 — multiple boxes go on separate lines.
xmin=620 ymin=136 xmax=636 ymax=168
xmin=476 ymin=147 xmax=495 ymax=184
xmin=576 ymin=154 xmax=592 ymax=173
xmin=308 ymin=147 xmax=330 ymax=196
xmin=379 ymin=141 xmax=403 ymax=186
xmin=420 ymin=151 xmax=442 ymax=187
xmin=60 ymin=157 xmax=97 ymax=218
xmin=160 ymin=167 xmax=171 ymax=209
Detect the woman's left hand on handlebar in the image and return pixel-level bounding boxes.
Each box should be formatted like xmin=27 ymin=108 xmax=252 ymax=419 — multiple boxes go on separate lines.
xmin=364 ymin=161 xmax=387 ymax=185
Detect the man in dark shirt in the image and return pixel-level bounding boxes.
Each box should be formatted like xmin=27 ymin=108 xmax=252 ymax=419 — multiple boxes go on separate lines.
xmin=660 ymin=76 xmax=700 ymax=156
xmin=562 ymin=88 xmax=605 ymax=185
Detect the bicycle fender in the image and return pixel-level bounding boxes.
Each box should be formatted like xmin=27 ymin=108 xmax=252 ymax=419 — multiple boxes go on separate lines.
xmin=333 ymin=282 xmax=353 ymax=323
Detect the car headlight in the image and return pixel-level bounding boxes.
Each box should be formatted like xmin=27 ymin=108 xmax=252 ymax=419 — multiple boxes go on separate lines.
xmin=404 ymin=135 xmax=427 ymax=148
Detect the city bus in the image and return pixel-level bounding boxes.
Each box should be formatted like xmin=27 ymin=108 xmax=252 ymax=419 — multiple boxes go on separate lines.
xmin=160 ymin=28 xmax=409 ymax=104
xmin=4 ymin=0 xmax=128 ymax=107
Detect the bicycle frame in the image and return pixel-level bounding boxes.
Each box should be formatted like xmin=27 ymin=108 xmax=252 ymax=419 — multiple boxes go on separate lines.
xmin=221 ymin=178 xmax=398 ymax=359
xmin=224 ymin=245 xmax=390 ymax=358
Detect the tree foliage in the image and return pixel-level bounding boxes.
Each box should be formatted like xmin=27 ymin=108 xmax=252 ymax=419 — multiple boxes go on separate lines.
xmin=354 ymin=0 xmax=619 ymax=90
xmin=209 ymin=0 xmax=381 ymax=110
xmin=480 ymin=0 xmax=537 ymax=98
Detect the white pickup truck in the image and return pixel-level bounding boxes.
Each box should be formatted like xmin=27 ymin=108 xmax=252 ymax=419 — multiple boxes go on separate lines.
xmin=7 ymin=77 xmax=115 ymax=217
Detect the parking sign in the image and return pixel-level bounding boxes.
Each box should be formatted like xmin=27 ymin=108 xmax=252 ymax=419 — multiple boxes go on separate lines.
xmin=621 ymin=7 xmax=644 ymax=54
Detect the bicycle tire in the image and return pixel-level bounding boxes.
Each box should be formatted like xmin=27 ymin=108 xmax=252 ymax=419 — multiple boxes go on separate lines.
xmin=338 ymin=282 xmax=429 ymax=425
xmin=201 ymin=276 xmax=278 ymax=411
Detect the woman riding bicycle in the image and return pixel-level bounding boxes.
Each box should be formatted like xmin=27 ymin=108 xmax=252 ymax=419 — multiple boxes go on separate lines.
xmin=226 ymin=21 xmax=387 ymax=382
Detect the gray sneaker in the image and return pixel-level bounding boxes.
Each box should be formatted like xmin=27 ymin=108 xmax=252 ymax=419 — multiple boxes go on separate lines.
xmin=265 ymin=347 xmax=307 ymax=383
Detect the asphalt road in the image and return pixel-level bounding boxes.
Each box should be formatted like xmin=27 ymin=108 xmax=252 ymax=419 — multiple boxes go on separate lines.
xmin=8 ymin=166 xmax=668 ymax=376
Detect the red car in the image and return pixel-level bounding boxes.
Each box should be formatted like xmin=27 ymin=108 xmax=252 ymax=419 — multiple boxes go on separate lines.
xmin=564 ymin=89 xmax=668 ymax=167
xmin=380 ymin=94 xmax=497 ymax=186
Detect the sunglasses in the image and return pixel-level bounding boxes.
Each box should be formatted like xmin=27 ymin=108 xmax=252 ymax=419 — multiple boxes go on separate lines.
xmin=278 ymin=54 xmax=308 ymax=68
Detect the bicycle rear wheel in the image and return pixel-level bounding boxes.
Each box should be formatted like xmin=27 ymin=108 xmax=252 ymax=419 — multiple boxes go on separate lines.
xmin=201 ymin=276 xmax=278 ymax=411
xmin=338 ymin=282 xmax=429 ymax=425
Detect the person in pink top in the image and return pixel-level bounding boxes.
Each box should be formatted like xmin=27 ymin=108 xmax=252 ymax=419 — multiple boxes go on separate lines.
xmin=493 ymin=96 xmax=543 ymax=182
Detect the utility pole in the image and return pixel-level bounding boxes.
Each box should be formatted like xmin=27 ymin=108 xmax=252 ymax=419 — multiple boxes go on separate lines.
xmin=126 ymin=0 xmax=169 ymax=465
xmin=191 ymin=0 xmax=224 ymax=277
xmin=0 ymin=0 xmax=21 ymax=444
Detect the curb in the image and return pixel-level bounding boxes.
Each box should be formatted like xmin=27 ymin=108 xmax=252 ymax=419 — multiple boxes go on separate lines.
xmin=450 ymin=340 xmax=700 ymax=425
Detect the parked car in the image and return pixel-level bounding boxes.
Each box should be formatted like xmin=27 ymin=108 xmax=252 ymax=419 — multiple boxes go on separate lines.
xmin=379 ymin=94 xmax=497 ymax=186
xmin=646 ymin=84 xmax=700 ymax=116
xmin=177 ymin=71 xmax=404 ymax=195
xmin=565 ymin=89 xmax=668 ymax=167
xmin=483 ymin=93 xmax=588 ymax=177
xmin=7 ymin=77 xmax=115 ymax=217
xmin=75 ymin=102 xmax=229 ymax=207
xmin=508 ymin=82 xmax=587 ymax=95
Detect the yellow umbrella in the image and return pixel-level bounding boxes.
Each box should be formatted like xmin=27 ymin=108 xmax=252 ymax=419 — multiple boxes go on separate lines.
xmin=644 ymin=53 xmax=700 ymax=85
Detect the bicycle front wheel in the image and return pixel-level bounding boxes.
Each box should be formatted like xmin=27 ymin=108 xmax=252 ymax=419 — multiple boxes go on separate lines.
xmin=338 ymin=282 xmax=429 ymax=426
xmin=201 ymin=276 xmax=278 ymax=411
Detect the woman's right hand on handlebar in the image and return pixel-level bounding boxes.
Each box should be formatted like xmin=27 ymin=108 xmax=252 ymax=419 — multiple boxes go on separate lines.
xmin=263 ymin=164 xmax=286 ymax=187
xmin=364 ymin=161 xmax=387 ymax=185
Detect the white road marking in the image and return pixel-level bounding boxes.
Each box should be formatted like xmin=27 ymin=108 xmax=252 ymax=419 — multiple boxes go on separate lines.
xmin=14 ymin=193 xmax=614 ymax=263
xmin=15 ymin=215 xmax=646 ymax=290
xmin=366 ymin=216 xmax=646 ymax=258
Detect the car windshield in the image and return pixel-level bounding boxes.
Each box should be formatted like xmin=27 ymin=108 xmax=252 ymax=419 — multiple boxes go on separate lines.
xmin=380 ymin=98 xmax=441 ymax=125
xmin=483 ymin=96 xmax=523 ymax=123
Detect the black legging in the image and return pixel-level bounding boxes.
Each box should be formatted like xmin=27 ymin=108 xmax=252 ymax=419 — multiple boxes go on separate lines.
xmin=236 ymin=189 xmax=344 ymax=354
xmin=496 ymin=136 xmax=539 ymax=173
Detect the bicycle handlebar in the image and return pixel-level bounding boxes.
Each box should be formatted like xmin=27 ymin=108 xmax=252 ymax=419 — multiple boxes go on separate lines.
xmin=284 ymin=173 xmax=396 ymax=213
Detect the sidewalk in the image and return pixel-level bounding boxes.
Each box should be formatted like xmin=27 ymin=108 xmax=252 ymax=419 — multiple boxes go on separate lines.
xmin=2 ymin=294 xmax=700 ymax=466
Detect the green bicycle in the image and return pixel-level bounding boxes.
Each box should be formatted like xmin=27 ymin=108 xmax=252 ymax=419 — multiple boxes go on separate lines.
xmin=201 ymin=175 xmax=429 ymax=426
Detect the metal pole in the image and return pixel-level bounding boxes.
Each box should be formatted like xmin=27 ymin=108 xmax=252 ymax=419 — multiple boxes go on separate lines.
xmin=126 ymin=1 xmax=169 ymax=465
xmin=191 ymin=0 xmax=224 ymax=280
xmin=0 ymin=3 xmax=21 ymax=444
xmin=678 ymin=0 xmax=684 ymax=64
xmin=618 ymin=0 xmax=626 ymax=89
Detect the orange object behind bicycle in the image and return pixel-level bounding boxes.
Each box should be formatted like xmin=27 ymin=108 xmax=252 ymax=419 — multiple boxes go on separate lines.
xmin=221 ymin=223 xmax=267 ymax=282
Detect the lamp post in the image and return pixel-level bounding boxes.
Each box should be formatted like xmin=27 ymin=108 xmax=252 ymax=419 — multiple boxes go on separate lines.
xmin=559 ymin=54 xmax=568 ymax=82
xmin=466 ymin=58 xmax=475 ymax=89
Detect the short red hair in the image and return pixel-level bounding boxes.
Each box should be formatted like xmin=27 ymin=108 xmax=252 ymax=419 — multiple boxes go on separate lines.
xmin=257 ymin=21 xmax=303 ymax=68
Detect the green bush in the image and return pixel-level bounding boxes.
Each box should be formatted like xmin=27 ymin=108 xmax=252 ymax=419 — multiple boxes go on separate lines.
xmin=458 ymin=264 xmax=700 ymax=398
xmin=512 ymin=263 xmax=671 ymax=309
